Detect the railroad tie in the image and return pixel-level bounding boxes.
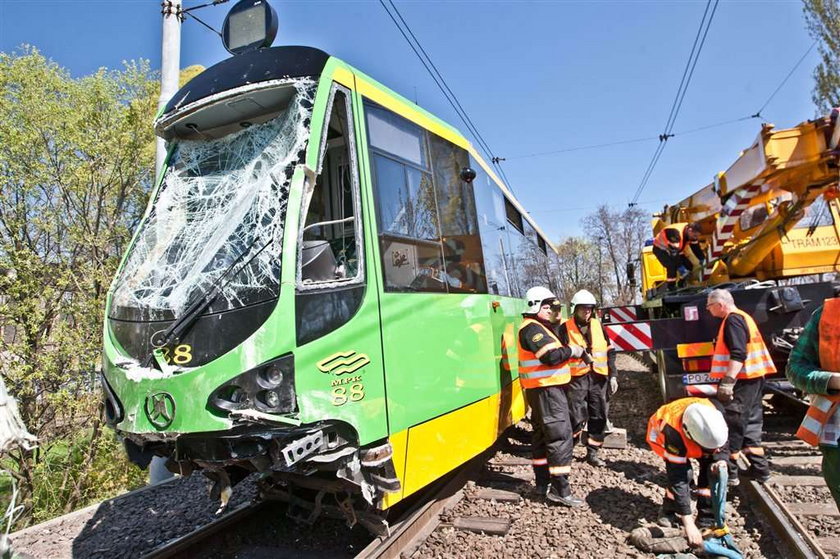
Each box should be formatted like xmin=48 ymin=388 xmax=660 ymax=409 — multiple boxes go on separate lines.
xmin=445 ymin=516 xmax=512 ymax=536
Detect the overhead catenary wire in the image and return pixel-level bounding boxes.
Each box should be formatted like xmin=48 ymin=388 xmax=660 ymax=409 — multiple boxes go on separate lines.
xmin=377 ymin=0 xmax=515 ymax=192
xmin=754 ymin=40 xmax=817 ymax=119
xmin=504 ymin=115 xmax=759 ymax=161
xmin=629 ymin=0 xmax=719 ymax=207
xmin=504 ymin=37 xmax=818 ymax=164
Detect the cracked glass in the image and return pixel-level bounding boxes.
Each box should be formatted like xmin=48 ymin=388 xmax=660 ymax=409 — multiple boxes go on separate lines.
xmin=111 ymin=79 xmax=316 ymax=320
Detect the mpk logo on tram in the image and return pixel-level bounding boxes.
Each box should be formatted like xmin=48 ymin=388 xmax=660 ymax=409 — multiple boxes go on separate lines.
xmin=145 ymin=392 xmax=176 ymax=429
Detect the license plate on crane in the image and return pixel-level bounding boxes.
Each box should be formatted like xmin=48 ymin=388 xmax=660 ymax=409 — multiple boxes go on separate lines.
xmin=682 ymin=372 xmax=718 ymax=385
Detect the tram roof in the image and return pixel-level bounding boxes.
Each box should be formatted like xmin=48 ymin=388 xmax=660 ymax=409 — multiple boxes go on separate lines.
xmin=162 ymin=46 xmax=330 ymax=115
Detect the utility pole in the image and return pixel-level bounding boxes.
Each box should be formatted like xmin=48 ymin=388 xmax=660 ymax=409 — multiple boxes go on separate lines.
xmin=149 ymin=0 xmax=182 ymax=485
xmin=156 ymin=0 xmax=183 ymax=179
xmin=596 ymin=236 xmax=604 ymax=304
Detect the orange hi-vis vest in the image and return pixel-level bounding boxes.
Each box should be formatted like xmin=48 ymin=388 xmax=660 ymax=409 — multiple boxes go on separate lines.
xmin=647 ymin=397 xmax=713 ymax=464
xmin=517 ymin=318 xmax=572 ymax=389
xmin=710 ymin=309 xmax=776 ymax=380
xmin=565 ymin=317 xmax=609 ymax=377
xmin=653 ymin=223 xmax=688 ymax=253
xmin=796 ymin=298 xmax=840 ymax=447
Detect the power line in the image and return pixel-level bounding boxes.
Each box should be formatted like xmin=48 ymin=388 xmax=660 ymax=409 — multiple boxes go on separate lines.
xmin=754 ymin=41 xmax=817 ymax=119
xmin=629 ymin=0 xmax=719 ymax=207
xmin=529 ymin=198 xmax=672 ymax=214
xmin=503 ymin=114 xmax=760 ymax=161
xmin=378 ymin=0 xmax=516 ymax=192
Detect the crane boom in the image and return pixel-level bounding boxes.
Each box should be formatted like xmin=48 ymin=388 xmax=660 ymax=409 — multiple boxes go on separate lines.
xmin=643 ymin=111 xmax=840 ymax=295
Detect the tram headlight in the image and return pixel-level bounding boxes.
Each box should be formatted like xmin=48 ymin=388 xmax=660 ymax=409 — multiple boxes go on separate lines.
xmin=209 ymin=354 xmax=296 ymax=415
xmin=261 ymin=365 xmax=284 ymax=387
xmin=261 ymin=389 xmax=281 ymax=408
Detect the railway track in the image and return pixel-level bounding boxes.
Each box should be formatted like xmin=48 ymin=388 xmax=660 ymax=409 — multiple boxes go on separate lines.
xmin=738 ymin=413 xmax=840 ymax=559
xmin=139 ymin=432 xmax=522 ymax=559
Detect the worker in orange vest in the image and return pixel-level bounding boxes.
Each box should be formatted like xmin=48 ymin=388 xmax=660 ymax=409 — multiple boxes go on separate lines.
xmin=786 ymin=296 xmax=840 ymax=509
xmin=647 ymin=397 xmax=729 ymax=548
xmin=556 ymin=289 xmax=617 ymax=467
xmin=707 ymin=288 xmax=776 ymax=485
xmin=518 ymin=286 xmax=586 ymax=507
xmin=652 ymin=222 xmax=704 ymax=291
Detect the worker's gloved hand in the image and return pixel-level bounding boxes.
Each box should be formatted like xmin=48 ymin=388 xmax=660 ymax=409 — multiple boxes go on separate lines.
xmin=569 ymin=345 xmax=585 ymax=358
xmin=717 ymin=377 xmax=736 ymax=403
xmin=712 ymin=460 xmax=728 ymax=476
xmin=609 ymin=376 xmax=619 ymax=395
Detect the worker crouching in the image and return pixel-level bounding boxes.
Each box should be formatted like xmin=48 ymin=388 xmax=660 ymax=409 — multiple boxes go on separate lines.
xmin=557 ymin=289 xmax=617 ymax=467
xmin=518 ymin=286 xmax=586 ymax=507
xmin=647 ymin=397 xmax=729 ymax=548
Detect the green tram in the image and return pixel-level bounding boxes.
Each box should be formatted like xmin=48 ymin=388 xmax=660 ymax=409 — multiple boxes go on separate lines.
xmin=102 ymin=45 xmax=562 ymax=530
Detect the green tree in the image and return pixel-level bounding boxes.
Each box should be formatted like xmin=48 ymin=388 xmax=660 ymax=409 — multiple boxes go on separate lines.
xmin=803 ymin=0 xmax=840 ymax=113
xmin=0 ymin=47 xmax=157 ymax=526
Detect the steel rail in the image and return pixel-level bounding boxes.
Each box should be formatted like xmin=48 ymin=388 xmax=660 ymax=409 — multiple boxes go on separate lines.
xmin=737 ymin=456 xmax=828 ymax=559
xmin=140 ymin=500 xmax=268 ymax=559
xmin=355 ymin=449 xmax=493 ymax=559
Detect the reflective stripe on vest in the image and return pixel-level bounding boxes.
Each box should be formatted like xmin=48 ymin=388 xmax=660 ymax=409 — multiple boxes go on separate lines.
xmin=565 ymin=317 xmax=609 ymax=377
xmin=517 ymin=318 xmax=572 ymax=389
xmin=653 ymin=223 xmax=687 ymax=252
xmin=796 ymin=298 xmax=840 ymax=447
xmin=709 ymin=309 xmax=776 ymax=379
xmin=646 ymin=397 xmax=712 ymax=463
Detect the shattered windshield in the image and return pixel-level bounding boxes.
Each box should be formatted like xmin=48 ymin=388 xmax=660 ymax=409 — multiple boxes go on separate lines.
xmin=111 ymin=79 xmax=315 ymax=320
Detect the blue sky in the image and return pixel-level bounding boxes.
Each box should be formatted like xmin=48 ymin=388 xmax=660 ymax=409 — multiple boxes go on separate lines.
xmin=0 ymin=0 xmax=819 ymax=242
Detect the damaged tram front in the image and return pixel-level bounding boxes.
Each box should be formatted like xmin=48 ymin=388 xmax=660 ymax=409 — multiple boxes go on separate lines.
xmin=102 ymin=47 xmax=399 ymax=533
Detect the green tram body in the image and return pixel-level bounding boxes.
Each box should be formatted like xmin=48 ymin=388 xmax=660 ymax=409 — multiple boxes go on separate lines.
xmin=102 ymin=46 xmax=561 ymax=520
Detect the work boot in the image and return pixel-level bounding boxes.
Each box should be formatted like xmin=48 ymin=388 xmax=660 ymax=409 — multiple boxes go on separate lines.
xmin=532 ymin=482 xmax=549 ymax=499
xmin=546 ymin=476 xmax=585 ymax=508
xmin=728 ymin=468 xmax=740 ymax=487
xmin=743 ymin=464 xmax=770 ymax=484
xmin=656 ymin=508 xmax=680 ymax=528
xmin=586 ymin=447 xmax=606 ymax=467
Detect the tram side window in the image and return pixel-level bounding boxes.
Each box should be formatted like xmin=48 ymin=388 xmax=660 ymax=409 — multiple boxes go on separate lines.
xmin=365 ymin=103 xmax=447 ymax=293
xmin=505 ymin=198 xmax=524 ymax=233
xmin=429 ymin=134 xmax=488 ymax=294
xmin=471 ymin=159 xmax=513 ymax=296
xmin=300 ymin=87 xmax=362 ymax=286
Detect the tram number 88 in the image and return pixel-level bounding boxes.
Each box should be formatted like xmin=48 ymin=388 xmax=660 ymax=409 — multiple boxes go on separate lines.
xmin=332 ymin=383 xmax=365 ymax=406
xmin=159 ymin=344 xmax=193 ymax=365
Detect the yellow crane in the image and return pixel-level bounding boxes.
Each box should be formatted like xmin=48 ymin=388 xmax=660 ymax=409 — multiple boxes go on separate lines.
xmin=602 ymin=111 xmax=840 ymax=402
xmin=641 ymin=111 xmax=840 ymax=296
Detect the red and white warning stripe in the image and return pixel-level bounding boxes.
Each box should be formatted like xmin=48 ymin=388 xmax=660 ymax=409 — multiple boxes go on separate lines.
xmin=703 ymin=183 xmax=762 ymax=279
xmin=685 ymin=384 xmax=718 ymax=397
xmin=605 ymin=322 xmax=653 ymax=351
xmin=607 ymin=306 xmax=637 ymax=323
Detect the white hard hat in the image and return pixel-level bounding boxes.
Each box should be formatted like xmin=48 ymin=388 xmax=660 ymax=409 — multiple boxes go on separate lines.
xmin=525 ymin=286 xmax=557 ymax=314
xmin=682 ymin=403 xmax=728 ymax=450
xmin=571 ymin=289 xmax=598 ymax=309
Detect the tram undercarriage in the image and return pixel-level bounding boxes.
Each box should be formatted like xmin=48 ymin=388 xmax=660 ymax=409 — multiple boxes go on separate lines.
xmin=122 ymin=421 xmax=400 ymax=536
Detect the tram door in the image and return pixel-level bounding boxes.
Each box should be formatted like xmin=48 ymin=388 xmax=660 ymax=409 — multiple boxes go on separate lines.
xmin=293 ymin=84 xmax=388 ymax=446
xmin=363 ymin=101 xmax=501 ymax=495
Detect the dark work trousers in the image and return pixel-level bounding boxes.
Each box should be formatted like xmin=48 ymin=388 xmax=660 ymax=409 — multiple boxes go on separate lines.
xmin=723 ymin=376 xmax=769 ymax=477
xmin=662 ymin=456 xmax=715 ymax=523
xmin=568 ymin=373 xmax=609 ymax=447
xmin=527 ymin=384 xmax=573 ymax=486
xmin=652 ymin=246 xmax=693 ymax=284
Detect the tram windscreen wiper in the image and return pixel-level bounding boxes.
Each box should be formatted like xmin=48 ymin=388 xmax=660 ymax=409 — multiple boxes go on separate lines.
xmin=142 ymin=237 xmax=275 ymax=368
